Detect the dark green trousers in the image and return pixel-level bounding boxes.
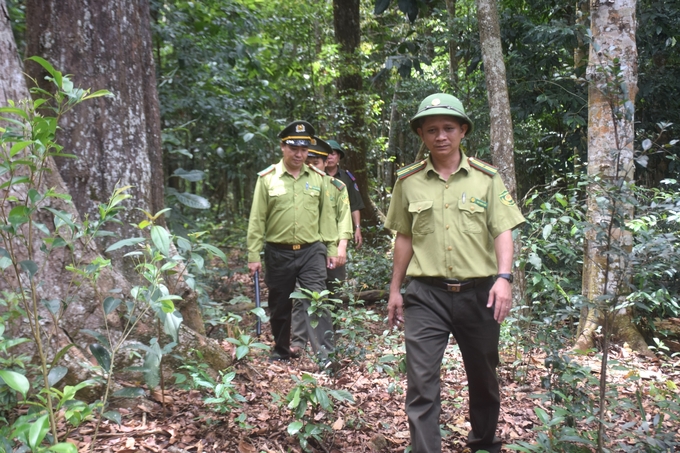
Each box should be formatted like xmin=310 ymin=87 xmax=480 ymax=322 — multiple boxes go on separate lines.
xmin=263 ymin=242 xmax=327 ymax=359
xmin=404 ymin=279 xmax=502 ymax=453
xmin=291 ymin=263 xmax=345 ymax=355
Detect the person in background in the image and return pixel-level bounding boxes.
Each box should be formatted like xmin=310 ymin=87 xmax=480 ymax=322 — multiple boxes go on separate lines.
xmin=385 ymin=93 xmax=525 ymax=453
xmin=246 ymin=121 xmax=339 ymax=362
xmin=325 ymin=140 xmax=365 ymax=247
xmin=290 ymin=136 xmax=352 ymax=363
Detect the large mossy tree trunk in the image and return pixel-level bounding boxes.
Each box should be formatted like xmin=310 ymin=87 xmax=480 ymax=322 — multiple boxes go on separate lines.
xmin=0 ymin=0 xmax=229 ymax=392
xmin=24 ymin=0 xmax=165 ymax=258
xmin=576 ymin=0 xmax=649 ymax=355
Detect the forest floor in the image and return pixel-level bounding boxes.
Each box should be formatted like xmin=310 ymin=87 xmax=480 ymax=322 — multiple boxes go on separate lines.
xmin=59 ymin=265 xmax=680 ymax=453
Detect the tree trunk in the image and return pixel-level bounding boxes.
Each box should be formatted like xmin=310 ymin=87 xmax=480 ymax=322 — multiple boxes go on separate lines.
xmin=475 ymin=0 xmax=526 ymax=307
xmin=445 ymin=0 xmax=459 ymax=86
xmin=332 ymin=0 xmax=383 ymax=227
xmin=1 ymin=0 xmax=228 ymax=393
xmin=24 ymin=0 xmax=165 ymax=267
xmin=576 ymin=0 xmax=649 ymax=355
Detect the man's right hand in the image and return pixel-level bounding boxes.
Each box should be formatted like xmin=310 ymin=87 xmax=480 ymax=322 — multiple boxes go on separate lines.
xmin=387 ymin=291 xmax=404 ymax=328
xmin=248 ymin=262 xmax=261 ymax=277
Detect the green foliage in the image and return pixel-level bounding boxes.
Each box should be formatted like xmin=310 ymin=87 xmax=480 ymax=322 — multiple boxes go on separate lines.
xmin=284 ymin=372 xmax=354 ymax=452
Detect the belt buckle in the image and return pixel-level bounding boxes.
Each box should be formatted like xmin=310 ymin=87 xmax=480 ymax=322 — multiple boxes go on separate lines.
xmin=292 ymin=244 xmax=301 ymax=251
xmin=445 ymin=282 xmax=462 ymax=292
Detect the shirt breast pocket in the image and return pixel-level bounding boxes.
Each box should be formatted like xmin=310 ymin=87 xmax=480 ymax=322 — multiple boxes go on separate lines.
xmin=408 ymin=200 xmax=434 ymax=235
xmin=458 ymin=200 xmax=484 ymax=234
xmin=304 ymin=189 xmax=320 ymax=212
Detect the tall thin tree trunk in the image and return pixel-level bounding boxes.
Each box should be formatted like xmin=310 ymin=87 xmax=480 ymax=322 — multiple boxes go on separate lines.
xmin=576 ymin=0 xmax=648 ymax=355
xmin=475 ymin=0 xmax=525 ymax=305
xmin=332 ymin=0 xmax=383 ymax=226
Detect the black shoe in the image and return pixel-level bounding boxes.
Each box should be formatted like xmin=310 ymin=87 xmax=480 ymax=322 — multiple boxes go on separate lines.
xmin=268 ymin=355 xmax=290 ymax=363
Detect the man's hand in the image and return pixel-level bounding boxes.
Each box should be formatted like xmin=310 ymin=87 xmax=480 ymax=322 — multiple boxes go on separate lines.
xmin=327 ymin=256 xmax=339 ymax=269
xmin=387 ymin=291 xmax=404 ymax=328
xmin=248 ymin=262 xmax=261 ymax=277
xmin=487 ymin=278 xmax=512 ymax=323
xmin=354 ymin=228 xmax=363 ymax=248
xmin=335 ymin=240 xmax=348 ymax=267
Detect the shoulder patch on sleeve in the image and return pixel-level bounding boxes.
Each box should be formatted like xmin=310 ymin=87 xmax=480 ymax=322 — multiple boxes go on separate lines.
xmin=345 ymin=170 xmax=357 ymax=181
xmin=257 ymin=165 xmax=275 ymax=177
xmin=309 ymin=165 xmax=326 ymax=176
xmin=331 ymin=177 xmax=346 ymax=191
xmin=396 ymin=160 xmax=427 ymax=180
xmin=468 ymin=157 xmax=498 ymax=177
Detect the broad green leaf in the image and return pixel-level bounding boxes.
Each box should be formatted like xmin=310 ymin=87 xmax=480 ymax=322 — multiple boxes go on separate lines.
xmin=542 ymin=224 xmax=553 ymax=240
xmin=0 ymin=256 xmax=13 ymax=270
xmin=49 ymin=443 xmax=78 ymax=453
xmin=103 ymin=296 xmax=121 ymax=315
xmin=112 ymin=387 xmax=146 ymax=398
xmin=0 ymin=175 xmax=30 ymax=190
xmin=48 ymin=366 xmax=69 ymax=387
xmin=105 ymin=237 xmax=146 ymax=252
xmin=0 ymin=369 xmax=30 ymax=397
xmin=103 ymin=410 xmax=122 ymax=425
xmin=45 ymin=207 xmax=75 ymax=229
xmin=28 ymin=56 xmax=62 ymax=87
xmin=10 ymin=141 xmax=34 ymax=157
xmin=8 ymin=206 xmax=30 ymax=226
xmin=172 ymin=168 xmax=205 ymax=182
xmin=0 ymin=106 xmax=30 ymax=120
xmin=81 ymin=329 xmax=110 ymax=348
xmin=161 ymin=311 xmax=183 ymax=343
xmin=82 ymin=89 xmax=113 ymax=100
xmin=51 ymin=344 xmax=75 ymax=369
xmin=89 ymin=343 xmax=112 ymax=372
xmin=236 ymin=345 xmax=249 ymax=360
xmin=19 ymin=260 xmax=38 ymax=277
xmin=174 ymin=192 xmax=211 ymax=209
xmin=42 ymin=298 xmax=61 ymax=315
xmin=288 ymin=387 xmax=301 ymax=409
xmin=199 ymin=243 xmax=227 ymax=263
xmin=28 ymin=413 xmax=49 ymax=450
xmin=287 ymin=420 xmax=303 ymax=435
xmin=150 ymin=225 xmax=171 ymax=256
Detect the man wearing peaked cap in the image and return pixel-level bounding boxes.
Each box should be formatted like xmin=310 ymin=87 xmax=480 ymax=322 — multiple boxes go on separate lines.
xmin=385 ymin=94 xmax=525 ymax=453
xmin=325 ymin=139 xmax=365 ymax=247
xmin=290 ymin=136 xmax=352 ymax=364
xmin=247 ymin=121 xmax=340 ymax=363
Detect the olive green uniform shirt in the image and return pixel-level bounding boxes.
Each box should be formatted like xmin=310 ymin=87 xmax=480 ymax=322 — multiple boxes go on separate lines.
xmin=325 ymin=176 xmax=353 ymax=240
xmin=385 ymin=153 xmax=525 ymax=279
xmin=247 ymin=161 xmax=339 ymax=263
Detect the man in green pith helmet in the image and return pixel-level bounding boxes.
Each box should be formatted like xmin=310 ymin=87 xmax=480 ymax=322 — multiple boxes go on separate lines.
xmin=290 ymin=136 xmax=352 ymax=363
xmin=325 ymin=140 xmax=365 ymax=247
xmin=385 ymin=93 xmax=525 ymax=453
xmin=246 ymin=121 xmax=339 ymax=362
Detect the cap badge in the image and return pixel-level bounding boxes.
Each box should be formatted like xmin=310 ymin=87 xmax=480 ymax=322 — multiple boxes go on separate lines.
xmin=296 ymin=124 xmax=306 ymax=132
xmin=431 ymin=98 xmax=441 ymax=106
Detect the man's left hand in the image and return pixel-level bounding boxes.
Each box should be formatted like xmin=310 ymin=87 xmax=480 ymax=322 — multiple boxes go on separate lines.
xmin=354 ymin=228 xmax=363 ymax=248
xmin=487 ymin=278 xmax=512 ymax=323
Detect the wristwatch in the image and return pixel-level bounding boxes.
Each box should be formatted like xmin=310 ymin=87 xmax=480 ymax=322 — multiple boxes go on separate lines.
xmin=496 ymin=273 xmax=513 ymax=283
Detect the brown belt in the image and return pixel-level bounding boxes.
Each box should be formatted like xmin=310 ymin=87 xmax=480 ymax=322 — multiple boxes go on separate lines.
xmin=267 ymin=242 xmax=316 ymax=251
xmin=414 ymin=276 xmax=494 ymax=293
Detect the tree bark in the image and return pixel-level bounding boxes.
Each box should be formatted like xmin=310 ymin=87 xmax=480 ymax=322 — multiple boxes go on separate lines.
xmin=1 ymin=0 xmax=228 ymax=393
xmin=24 ymin=0 xmax=165 ymax=267
xmin=332 ymin=0 xmax=383 ymax=227
xmin=475 ymin=0 xmax=525 ymax=307
xmin=576 ymin=0 xmax=649 ymax=355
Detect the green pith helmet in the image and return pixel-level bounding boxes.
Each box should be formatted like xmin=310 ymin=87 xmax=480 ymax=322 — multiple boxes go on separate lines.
xmin=409 ymin=93 xmax=474 ymax=135
xmin=326 ymin=139 xmax=345 ymax=159
xmin=308 ymin=136 xmax=331 ymax=159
